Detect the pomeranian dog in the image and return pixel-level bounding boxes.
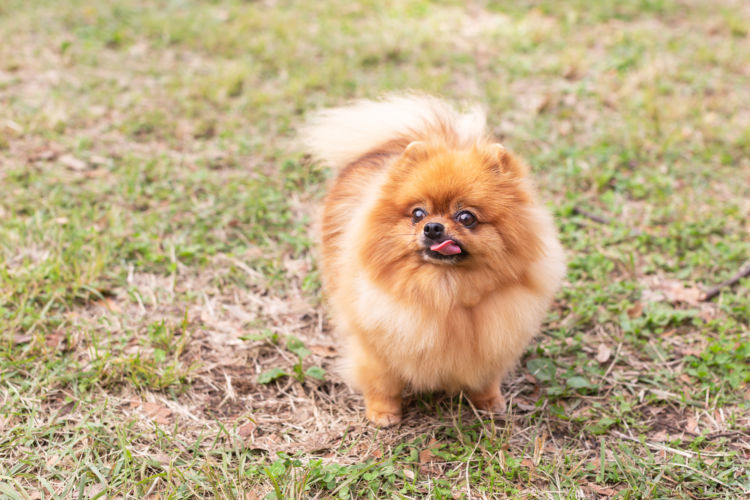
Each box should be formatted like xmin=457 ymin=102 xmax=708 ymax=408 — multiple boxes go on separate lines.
xmin=301 ymin=94 xmax=565 ymax=426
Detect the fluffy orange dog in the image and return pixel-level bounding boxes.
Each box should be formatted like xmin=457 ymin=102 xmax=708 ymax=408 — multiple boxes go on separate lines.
xmin=302 ymin=94 xmax=565 ymax=426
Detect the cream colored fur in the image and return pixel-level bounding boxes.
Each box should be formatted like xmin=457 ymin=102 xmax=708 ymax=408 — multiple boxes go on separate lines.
xmin=300 ymin=93 xmax=486 ymax=170
xmin=302 ymin=93 xmax=565 ymax=426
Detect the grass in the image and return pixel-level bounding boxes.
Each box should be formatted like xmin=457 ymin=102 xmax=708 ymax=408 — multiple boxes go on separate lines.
xmin=1 ymin=0 xmax=748 ymax=498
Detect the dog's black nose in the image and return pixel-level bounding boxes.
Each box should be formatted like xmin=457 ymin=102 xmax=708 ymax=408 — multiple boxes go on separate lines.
xmin=423 ymin=222 xmax=444 ymax=240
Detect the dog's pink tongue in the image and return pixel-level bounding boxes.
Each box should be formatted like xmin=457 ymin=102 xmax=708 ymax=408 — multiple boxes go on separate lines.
xmin=430 ymin=240 xmax=462 ymax=255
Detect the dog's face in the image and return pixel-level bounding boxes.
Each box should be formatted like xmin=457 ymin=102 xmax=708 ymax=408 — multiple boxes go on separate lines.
xmin=359 ymin=141 xmax=544 ymax=286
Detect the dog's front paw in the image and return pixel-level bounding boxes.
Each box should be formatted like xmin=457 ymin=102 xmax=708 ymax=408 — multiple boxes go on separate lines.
xmin=470 ymin=393 xmax=506 ymax=413
xmin=469 ymin=382 xmax=506 ymax=413
xmin=366 ymin=407 xmax=402 ymax=427
xmin=364 ymin=394 xmax=402 ymax=427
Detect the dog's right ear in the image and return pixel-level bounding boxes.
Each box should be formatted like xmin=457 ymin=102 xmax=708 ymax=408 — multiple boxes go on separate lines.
xmin=402 ymin=141 xmax=429 ymax=162
xmin=486 ymin=142 xmax=528 ymax=178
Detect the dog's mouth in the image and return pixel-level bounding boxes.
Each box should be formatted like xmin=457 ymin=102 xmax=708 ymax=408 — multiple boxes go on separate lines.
xmin=422 ymin=238 xmax=468 ymax=261
xmin=430 ymin=239 xmax=462 ymax=255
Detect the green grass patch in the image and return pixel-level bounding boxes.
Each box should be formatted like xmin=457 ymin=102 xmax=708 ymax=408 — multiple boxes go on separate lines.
xmin=1 ymin=0 xmax=748 ymax=497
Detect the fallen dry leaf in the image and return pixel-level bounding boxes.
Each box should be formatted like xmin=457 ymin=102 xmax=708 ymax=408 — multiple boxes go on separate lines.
xmin=652 ymin=430 xmax=669 ymax=442
xmin=644 ymin=277 xmax=702 ymax=305
xmin=713 ymin=409 xmax=725 ymax=425
xmin=557 ymin=120 xmax=572 ymax=136
xmin=520 ymin=93 xmax=550 ymax=114
xmin=89 ymin=154 xmax=109 ymax=165
xmin=46 ymin=454 xmax=61 ymax=468
xmin=563 ymin=65 xmax=580 ymax=80
xmin=699 ymin=307 xmax=716 ymax=322
xmin=251 ymin=433 xmax=284 ymax=453
xmin=45 ymin=331 xmax=65 ymax=349
xmin=647 ymin=406 xmax=664 ymax=416
xmin=686 ymin=416 xmax=699 ymax=433
xmin=309 ymin=344 xmax=337 ymax=358
xmin=56 ymin=401 xmax=76 ymax=418
xmin=95 ymin=297 xmax=122 ymax=313
xmin=13 ymin=334 xmax=33 ymax=345
xmin=59 ymin=154 xmax=87 ymax=171
xmin=595 ymin=343 xmax=612 ymax=364
xmin=587 ymin=483 xmax=616 ymax=496
xmin=419 ymin=447 xmax=435 ymax=464
xmin=678 ymin=373 xmax=693 ymax=384
xmin=678 ymin=347 xmax=703 ymax=357
xmin=627 ymin=302 xmax=644 ymax=318
xmin=238 ymin=421 xmax=256 ymax=439
xmin=419 ymin=438 xmax=440 ymax=464
xmin=148 ymin=452 xmax=171 ymax=465
xmin=533 ymin=432 xmax=546 ymax=466
xmin=83 ymin=483 xmax=105 ymax=498
xmin=32 ymin=148 xmax=60 ymax=161
xmin=84 ymin=168 xmax=109 ymax=179
xmin=515 ymin=399 xmax=537 ymax=412
xmin=2 ymin=119 xmax=22 ymax=135
xmin=283 ymin=257 xmax=310 ymax=280
xmin=286 ymin=297 xmax=312 ymax=316
xmin=142 ymin=402 xmax=172 ymax=425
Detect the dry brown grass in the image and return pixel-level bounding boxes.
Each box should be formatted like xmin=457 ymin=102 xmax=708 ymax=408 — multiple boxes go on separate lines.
xmin=1 ymin=0 xmax=748 ymax=497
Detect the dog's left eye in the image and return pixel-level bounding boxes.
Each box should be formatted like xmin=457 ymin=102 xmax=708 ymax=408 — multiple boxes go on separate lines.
xmin=412 ymin=208 xmax=427 ymax=223
xmin=456 ymin=211 xmax=477 ymax=227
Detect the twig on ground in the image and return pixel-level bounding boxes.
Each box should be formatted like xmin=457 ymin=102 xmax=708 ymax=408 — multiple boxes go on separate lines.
xmin=704 ymin=430 xmax=750 ymax=440
xmin=670 ymin=463 xmax=742 ymax=492
xmin=465 ymin=427 xmax=483 ymax=500
xmin=702 ymin=264 xmax=750 ymax=301
xmin=572 ymin=206 xmax=644 ymax=236
xmin=612 ymin=431 xmax=733 ymax=458
xmin=661 ymin=424 xmax=749 ymax=443
xmin=600 ymin=342 xmax=622 ymax=382
xmin=572 ymin=206 xmax=612 ymax=225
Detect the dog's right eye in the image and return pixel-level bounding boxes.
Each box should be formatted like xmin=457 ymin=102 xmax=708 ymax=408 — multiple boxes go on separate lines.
xmin=411 ymin=208 xmax=427 ymax=223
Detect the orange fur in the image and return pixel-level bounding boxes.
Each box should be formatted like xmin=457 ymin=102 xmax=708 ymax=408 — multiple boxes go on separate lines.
xmin=302 ymin=94 xmax=565 ymax=426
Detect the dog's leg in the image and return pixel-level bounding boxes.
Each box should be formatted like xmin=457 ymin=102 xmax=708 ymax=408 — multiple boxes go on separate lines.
xmin=468 ymin=377 xmax=506 ymax=413
xmin=356 ymin=356 xmax=404 ymax=426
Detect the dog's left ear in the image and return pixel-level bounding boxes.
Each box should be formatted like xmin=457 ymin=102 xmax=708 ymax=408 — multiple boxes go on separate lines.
xmin=486 ymin=143 xmax=528 ymax=177
xmin=488 ymin=143 xmax=506 ymax=168
xmin=402 ymin=140 xmax=429 ymax=162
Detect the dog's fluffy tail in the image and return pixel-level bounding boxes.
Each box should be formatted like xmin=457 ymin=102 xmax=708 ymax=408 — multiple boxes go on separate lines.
xmin=300 ymin=93 xmax=487 ymax=170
